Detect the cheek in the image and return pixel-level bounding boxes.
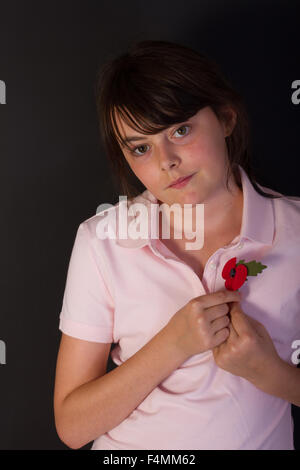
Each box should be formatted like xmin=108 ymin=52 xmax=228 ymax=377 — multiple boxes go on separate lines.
xmin=184 ymin=140 xmax=211 ymax=165
xmin=187 ymin=133 xmax=226 ymax=165
xmin=131 ymin=163 xmax=156 ymax=186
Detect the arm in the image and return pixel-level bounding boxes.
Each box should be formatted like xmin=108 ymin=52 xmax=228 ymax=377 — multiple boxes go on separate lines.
xmin=247 ymin=358 xmax=300 ymax=407
xmin=54 ymin=324 xmax=187 ymax=450
xmin=212 ymin=301 xmax=300 ymax=406
xmin=55 ymin=289 xmax=240 ymax=449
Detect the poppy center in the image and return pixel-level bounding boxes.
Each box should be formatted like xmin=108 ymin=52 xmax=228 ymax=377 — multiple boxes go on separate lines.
xmin=229 ymin=267 xmax=236 ymax=278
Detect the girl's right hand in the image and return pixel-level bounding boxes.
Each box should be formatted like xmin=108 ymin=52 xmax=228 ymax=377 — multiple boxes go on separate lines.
xmin=167 ymin=289 xmax=241 ymax=360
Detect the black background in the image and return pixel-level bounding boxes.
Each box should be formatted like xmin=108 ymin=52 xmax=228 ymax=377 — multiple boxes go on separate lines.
xmin=0 ymin=0 xmax=299 ymax=450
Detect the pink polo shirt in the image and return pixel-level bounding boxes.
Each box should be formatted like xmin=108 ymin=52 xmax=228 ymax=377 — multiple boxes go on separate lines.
xmin=58 ymin=165 xmax=300 ymax=450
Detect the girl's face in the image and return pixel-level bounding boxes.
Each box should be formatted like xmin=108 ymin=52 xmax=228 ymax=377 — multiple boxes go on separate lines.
xmin=116 ymin=105 xmax=237 ymax=207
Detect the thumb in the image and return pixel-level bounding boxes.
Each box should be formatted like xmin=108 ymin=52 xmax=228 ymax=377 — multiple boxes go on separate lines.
xmin=228 ymin=301 xmax=244 ymax=316
xmin=228 ymin=301 xmax=253 ymax=335
xmin=230 ymin=302 xmax=266 ymax=337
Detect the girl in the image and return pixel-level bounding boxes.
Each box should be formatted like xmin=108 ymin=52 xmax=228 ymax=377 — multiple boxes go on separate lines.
xmin=54 ymin=40 xmax=300 ymax=450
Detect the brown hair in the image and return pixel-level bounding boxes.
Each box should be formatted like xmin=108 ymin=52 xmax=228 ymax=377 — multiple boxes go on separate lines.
xmin=95 ymin=39 xmax=281 ymax=201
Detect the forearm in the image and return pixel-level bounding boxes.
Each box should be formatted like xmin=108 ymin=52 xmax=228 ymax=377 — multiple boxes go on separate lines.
xmin=57 ymin=324 xmax=188 ymax=449
xmin=248 ymin=358 xmax=300 ymax=407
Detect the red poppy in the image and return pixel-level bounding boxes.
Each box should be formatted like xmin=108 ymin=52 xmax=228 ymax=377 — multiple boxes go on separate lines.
xmin=222 ymin=257 xmax=248 ymax=291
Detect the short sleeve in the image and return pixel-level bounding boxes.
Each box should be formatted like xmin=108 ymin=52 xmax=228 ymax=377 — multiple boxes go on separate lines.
xmin=58 ymin=222 xmax=114 ymax=343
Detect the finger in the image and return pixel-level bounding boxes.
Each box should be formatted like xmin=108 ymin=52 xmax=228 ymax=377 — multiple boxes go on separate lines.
xmin=205 ymin=302 xmax=230 ymax=323
xmin=227 ymin=318 xmax=239 ymax=340
xmin=229 ymin=301 xmax=254 ymax=336
xmin=210 ymin=313 xmax=230 ymax=335
xmin=213 ymin=326 xmax=230 ymax=347
xmin=195 ymin=289 xmax=241 ymax=312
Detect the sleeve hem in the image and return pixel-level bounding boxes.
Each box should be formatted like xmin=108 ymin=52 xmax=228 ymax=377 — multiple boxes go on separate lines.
xmin=59 ymin=314 xmax=113 ymax=343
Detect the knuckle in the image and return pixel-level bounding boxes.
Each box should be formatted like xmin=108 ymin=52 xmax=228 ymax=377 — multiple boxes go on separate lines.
xmin=224 ymin=326 xmax=230 ymax=337
xmin=242 ymin=333 xmax=256 ymax=347
xmin=202 ymin=335 xmax=211 ymax=351
xmin=229 ymin=343 xmax=238 ymax=355
xmin=224 ymin=327 xmax=230 ymax=339
xmin=221 ymin=304 xmax=229 ymax=315
xmin=251 ymin=335 xmax=259 ymax=346
xmin=245 ymin=332 xmax=254 ymax=342
xmin=215 ymin=332 xmax=227 ymax=348
xmin=196 ymin=313 xmax=205 ymax=326
xmin=190 ymin=297 xmax=201 ymax=310
xmin=217 ymin=291 xmax=226 ymax=302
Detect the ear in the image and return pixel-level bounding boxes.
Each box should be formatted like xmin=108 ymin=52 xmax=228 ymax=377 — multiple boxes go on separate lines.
xmin=221 ymin=106 xmax=237 ymax=138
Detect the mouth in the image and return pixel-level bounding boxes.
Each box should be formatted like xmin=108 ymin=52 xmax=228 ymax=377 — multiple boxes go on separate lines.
xmin=167 ymin=172 xmax=196 ymax=189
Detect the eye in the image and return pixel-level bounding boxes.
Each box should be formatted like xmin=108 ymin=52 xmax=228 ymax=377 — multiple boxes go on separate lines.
xmin=130 ymin=144 xmax=149 ymax=157
xmin=173 ymin=124 xmax=190 ymax=138
xmin=129 ymin=124 xmax=191 ymax=157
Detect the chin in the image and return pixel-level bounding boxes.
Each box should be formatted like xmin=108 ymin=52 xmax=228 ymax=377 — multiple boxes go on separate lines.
xmin=177 ymin=190 xmax=201 ymax=205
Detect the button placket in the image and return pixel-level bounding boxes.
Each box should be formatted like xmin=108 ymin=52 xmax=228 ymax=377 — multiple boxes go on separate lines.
xmin=151 ymin=239 xmax=209 ymax=295
xmin=202 ymin=253 xmax=220 ymax=292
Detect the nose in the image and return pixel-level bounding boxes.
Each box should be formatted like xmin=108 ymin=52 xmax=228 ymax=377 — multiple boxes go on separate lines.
xmin=157 ymin=140 xmax=181 ymax=171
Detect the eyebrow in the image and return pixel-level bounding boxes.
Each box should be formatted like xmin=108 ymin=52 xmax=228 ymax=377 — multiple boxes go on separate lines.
xmin=121 ymin=120 xmax=189 ymax=147
xmin=122 ymin=135 xmax=147 ymax=145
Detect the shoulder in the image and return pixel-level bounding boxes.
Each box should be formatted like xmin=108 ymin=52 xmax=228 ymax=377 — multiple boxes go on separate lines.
xmin=78 ymin=195 xmax=129 ymax=239
xmin=259 ymin=183 xmax=300 ymax=241
xmin=273 ymin=191 xmax=300 ymax=229
xmin=277 ymin=195 xmax=300 ymax=243
xmin=78 ymin=189 xmax=153 ymax=244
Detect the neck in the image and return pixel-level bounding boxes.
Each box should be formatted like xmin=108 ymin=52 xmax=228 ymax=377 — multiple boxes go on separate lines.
xmin=158 ymin=177 xmax=244 ymax=245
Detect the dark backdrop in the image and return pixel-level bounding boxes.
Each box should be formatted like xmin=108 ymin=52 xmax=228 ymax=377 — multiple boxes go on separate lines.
xmin=0 ymin=0 xmax=299 ymax=450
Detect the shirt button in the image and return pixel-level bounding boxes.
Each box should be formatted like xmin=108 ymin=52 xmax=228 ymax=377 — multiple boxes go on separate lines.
xmin=209 ymin=262 xmax=216 ymax=269
xmin=237 ymin=241 xmax=244 ymax=249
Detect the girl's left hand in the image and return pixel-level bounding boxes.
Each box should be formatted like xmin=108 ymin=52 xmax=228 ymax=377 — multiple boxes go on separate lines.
xmin=212 ymin=301 xmax=282 ymax=383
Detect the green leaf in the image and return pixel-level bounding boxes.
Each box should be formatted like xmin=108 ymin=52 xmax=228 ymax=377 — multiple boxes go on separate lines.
xmin=243 ymin=260 xmax=268 ymax=276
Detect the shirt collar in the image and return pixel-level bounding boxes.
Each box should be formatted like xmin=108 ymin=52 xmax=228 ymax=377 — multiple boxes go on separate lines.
xmin=114 ymin=165 xmax=275 ymax=249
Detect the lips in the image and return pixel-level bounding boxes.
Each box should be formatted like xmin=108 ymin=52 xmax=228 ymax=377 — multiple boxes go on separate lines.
xmin=168 ymin=173 xmax=195 ymax=188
